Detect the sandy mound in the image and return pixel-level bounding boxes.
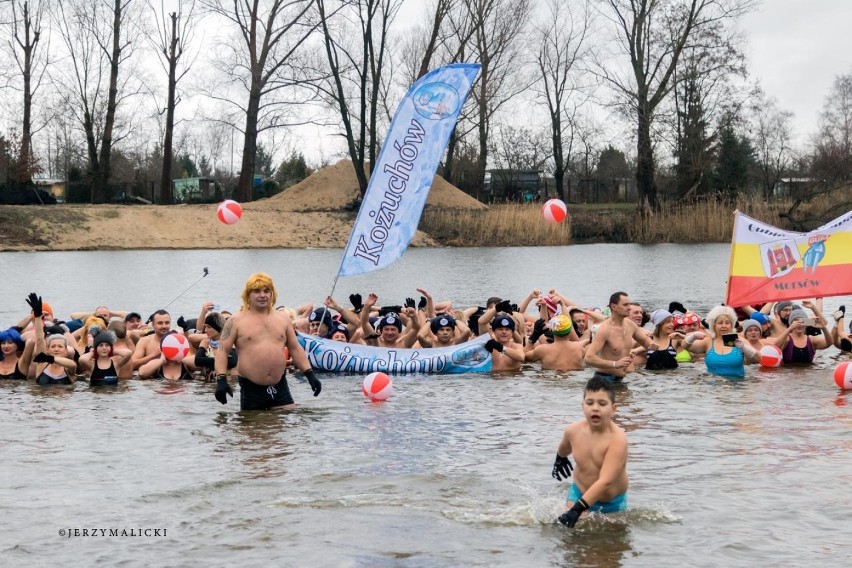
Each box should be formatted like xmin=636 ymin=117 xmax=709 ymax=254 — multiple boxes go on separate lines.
xmin=266 ymin=159 xmax=487 ymax=212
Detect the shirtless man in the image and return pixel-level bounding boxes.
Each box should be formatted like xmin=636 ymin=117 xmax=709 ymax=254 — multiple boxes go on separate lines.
xmin=584 ymin=292 xmax=657 ymax=382
xmin=360 ymin=293 xmax=419 ymax=348
xmin=130 ymin=309 xmax=173 ymax=372
xmin=213 ymin=273 xmax=321 ymax=410
xmin=484 ymin=314 xmax=525 ymax=371
xmin=418 ymin=314 xmax=472 ymax=348
xmin=551 ymin=376 xmax=629 ymax=526
xmin=525 ymin=315 xmax=585 ymax=371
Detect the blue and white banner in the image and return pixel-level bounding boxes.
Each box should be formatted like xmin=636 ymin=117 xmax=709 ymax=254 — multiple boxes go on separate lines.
xmin=337 ymin=63 xmax=481 ymax=277
xmin=297 ymin=332 xmax=492 ymax=374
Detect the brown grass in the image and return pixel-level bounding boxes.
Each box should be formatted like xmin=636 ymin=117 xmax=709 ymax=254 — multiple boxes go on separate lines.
xmin=421 ymin=186 xmax=852 ymax=246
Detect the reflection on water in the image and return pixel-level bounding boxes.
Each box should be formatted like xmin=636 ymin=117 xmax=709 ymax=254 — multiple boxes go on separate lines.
xmin=1 ymin=246 xmax=850 ymax=566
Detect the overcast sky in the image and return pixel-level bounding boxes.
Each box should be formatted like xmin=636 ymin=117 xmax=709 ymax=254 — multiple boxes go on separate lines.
xmin=740 ymin=0 xmax=852 ymax=144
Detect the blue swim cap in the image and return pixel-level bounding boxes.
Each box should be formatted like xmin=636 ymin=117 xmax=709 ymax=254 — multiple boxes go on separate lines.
xmin=491 ymin=315 xmax=515 ymax=331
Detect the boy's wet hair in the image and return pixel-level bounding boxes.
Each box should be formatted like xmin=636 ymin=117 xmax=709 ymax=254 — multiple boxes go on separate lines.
xmin=585 ymin=376 xmax=616 ymax=402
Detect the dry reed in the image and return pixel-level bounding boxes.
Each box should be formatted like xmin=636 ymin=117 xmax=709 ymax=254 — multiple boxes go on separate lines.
xmin=420 ymin=186 xmax=852 ymax=246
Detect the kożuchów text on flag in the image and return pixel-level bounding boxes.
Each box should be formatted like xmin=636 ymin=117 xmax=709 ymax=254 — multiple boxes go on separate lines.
xmin=337 ymin=63 xmax=481 ymax=277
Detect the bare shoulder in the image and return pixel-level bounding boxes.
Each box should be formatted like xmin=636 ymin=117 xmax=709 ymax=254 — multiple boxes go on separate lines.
xmin=564 ymin=419 xmax=585 ymax=437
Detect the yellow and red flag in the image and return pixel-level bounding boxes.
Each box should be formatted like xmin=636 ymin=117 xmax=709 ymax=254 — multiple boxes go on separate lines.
xmin=725 ymin=210 xmax=852 ymax=306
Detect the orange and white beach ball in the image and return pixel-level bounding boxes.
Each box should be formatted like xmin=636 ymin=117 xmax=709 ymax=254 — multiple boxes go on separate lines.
xmin=363 ymin=371 xmax=392 ymax=402
xmin=542 ymin=199 xmax=568 ymax=224
xmin=834 ymin=361 xmax=852 ymax=389
xmin=161 ymin=333 xmax=190 ymax=362
xmin=217 ymin=199 xmax=243 ymax=225
xmin=759 ymin=345 xmax=783 ymax=368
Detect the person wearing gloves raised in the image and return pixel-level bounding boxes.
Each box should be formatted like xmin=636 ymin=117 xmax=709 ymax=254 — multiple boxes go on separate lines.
xmin=551 ymin=376 xmax=629 ymax=527
xmin=524 ymin=315 xmax=585 ymax=371
xmin=213 ymin=273 xmax=321 ymax=410
xmin=28 ymin=293 xmax=78 ymax=386
xmin=483 ymin=313 xmax=525 ymax=371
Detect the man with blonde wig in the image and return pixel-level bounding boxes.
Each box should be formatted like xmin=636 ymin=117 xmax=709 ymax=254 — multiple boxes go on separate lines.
xmin=214 ymin=273 xmax=321 ymax=410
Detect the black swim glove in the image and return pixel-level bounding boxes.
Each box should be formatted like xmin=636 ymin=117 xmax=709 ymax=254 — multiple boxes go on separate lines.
xmin=34 ymin=352 xmax=54 ymax=364
xmin=349 ymin=293 xmax=363 ymax=313
xmin=484 ymin=339 xmax=504 ymax=353
xmin=530 ymin=319 xmax=547 ymax=343
xmin=215 ymin=375 xmax=233 ymax=404
xmin=404 ymin=297 xmax=416 ymax=310
xmin=304 ymin=369 xmax=322 ymax=396
xmin=552 ymin=454 xmax=573 ymax=480
xmin=26 ymin=293 xmax=43 ymax=317
xmin=177 ymin=316 xmax=187 ymax=330
xmin=495 ymin=300 xmax=512 ymax=314
xmin=418 ymin=296 xmax=427 ymax=310
xmin=558 ymin=498 xmax=589 ymax=528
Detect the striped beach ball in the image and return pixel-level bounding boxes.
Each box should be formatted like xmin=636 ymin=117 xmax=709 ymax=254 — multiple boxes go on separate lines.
xmin=834 ymin=361 xmax=852 ymax=390
xmin=363 ymin=371 xmax=392 ymax=402
xmin=759 ymin=345 xmax=782 ymax=368
xmin=542 ymin=199 xmax=568 ymax=223
xmin=217 ymin=199 xmax=243 ymax=225
xmin=161 ymin=333 xmax=190 ymax=362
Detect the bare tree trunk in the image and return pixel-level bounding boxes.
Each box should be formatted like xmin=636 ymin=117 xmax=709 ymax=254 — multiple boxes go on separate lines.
xmin=236 ymin=88 xmax=261 ymax=202
xmin=159 ymin=12 xmax=179 ymax=204
xmin=636 ymin=103 xmax=657 ymax=213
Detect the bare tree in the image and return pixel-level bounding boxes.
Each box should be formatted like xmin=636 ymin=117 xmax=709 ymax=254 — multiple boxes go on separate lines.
xmin=465 ymin=0 xmax=532 ymax=200
xmin=315 ymin=0 xmax=403 ymax=197
xmin=750 ymin=88 xmax=793 ymax=200
xmin=533 ymin=0 xmax=590 ymax=202
xmin=201 ymin=0 xmax=316 ymax=202
xmin=811 ymin=71 xmax=852 ymax=186
xmin=147 ymin=0 xmax=198 ymax=204
xmin=53 ymin=0 xmax=142 ymax=202
xmin=1 ymin=0 xmax=51 ymax=182
xmin=595 ymin=0 xmax=754 ymax=213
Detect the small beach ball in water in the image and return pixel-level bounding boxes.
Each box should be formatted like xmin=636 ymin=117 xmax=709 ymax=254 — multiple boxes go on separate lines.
xmin=542 ymin=199 xmax=568 ymax=223
xmin=161 ymin=333 xmax=190 ymax=362
xmin=363 ymin=371 xmax=392 ymax=402
xmin=758 ymin=345 xmax=782 ymax=368
xmin=834 ymin=361 xmax=852 ymax=389
xmin=217 ymin=199 xmax=243 ymax=225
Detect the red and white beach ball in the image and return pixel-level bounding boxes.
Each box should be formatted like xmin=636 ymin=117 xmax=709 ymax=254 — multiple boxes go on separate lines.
xmin=834 ymin=361 xmax=852 ymax=389
xmin=161 ymin=333 xmax=190 ymax=362
xmin=759 ymin=345 xmax=782 ymax=368
xmin=541 ymin=199 xmax=568 ymax=224
xmin=217 ymin=199 xmax=243 ymax=225
xmin=363 ymin=371 xmax=392 ymax=402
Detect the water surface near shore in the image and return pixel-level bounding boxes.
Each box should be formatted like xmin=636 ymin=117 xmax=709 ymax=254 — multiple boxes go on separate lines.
xmin=1 ymin=245 xmax=849 ymax=567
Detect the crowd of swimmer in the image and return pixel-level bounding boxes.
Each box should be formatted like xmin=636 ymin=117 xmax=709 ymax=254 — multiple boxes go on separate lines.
xmin=1 ymin=288 xmax=850 ymax=386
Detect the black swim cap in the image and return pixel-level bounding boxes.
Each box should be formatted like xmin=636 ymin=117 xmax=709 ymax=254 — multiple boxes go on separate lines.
xmin=430 ymin=315 xmax=456 ymax=334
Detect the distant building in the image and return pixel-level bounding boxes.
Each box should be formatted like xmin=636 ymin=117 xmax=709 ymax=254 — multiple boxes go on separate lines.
xmin=32 ymin=177 xmax=67 ymax=202
xmin=773 ymin=177 xmax=814 ymax=198
xmin=173 ymin=177 xmax=217 ymax=203
xmin=485 ymin=169 xmax=543 ymax=202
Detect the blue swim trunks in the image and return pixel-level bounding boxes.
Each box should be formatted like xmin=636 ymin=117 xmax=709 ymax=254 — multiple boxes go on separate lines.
xmin=592 ymin=371 xmax=623 ymax=383
xmin=567 ymin=483 xmax=627 ymax=514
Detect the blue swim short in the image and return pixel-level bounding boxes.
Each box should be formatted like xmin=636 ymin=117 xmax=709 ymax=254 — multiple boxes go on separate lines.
xmin=567 ymin=483 xmax=627 ymax=514
xmin=592 ymin=371 xmax=623 ymax=383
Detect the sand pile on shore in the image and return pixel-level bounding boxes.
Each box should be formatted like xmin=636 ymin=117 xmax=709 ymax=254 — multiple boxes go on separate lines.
xmin=268 ymin=159 xmax=486 ymax=211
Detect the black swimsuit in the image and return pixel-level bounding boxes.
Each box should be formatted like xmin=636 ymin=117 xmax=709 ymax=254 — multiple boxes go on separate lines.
xmin=0 ymin=362 xmax=27 ymax=380
xmin=90 ymin=361 xmax=119 ymax=385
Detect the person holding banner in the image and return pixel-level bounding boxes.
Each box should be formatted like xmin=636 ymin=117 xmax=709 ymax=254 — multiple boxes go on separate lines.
xmin=213 ymin=273 xmax=321 ymax=410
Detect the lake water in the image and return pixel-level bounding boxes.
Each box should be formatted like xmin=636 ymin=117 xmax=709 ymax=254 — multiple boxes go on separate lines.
xmin=1 ymin=245 xmax=850 ymax=567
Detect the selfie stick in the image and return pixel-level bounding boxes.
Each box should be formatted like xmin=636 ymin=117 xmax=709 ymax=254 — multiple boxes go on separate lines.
xmin=162 ymin=267 xmax=210 ymax=311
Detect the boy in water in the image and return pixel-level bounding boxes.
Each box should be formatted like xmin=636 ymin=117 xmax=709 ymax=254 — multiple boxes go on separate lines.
xmin=551 ymin=376 xmax=629 ymax=526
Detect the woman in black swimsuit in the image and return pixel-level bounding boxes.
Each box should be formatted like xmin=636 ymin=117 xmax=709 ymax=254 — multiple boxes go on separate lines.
xmin=78 ymin=332 xmax=132 ymax=385
xmin=0 ymin=327 xmax=35 ymax=380
xmin=29 ymin=293 xmax=78 ymax=385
